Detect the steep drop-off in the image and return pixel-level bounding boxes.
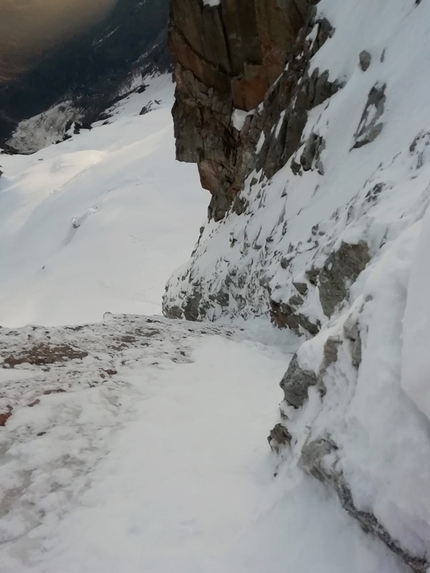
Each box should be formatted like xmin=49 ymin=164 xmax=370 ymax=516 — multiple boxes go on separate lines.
xmin=0 ymin=0 xmax=170 ymax=151
xmin=169 ymin=0 xmax=328 ymax=220
xmin=164 ymin=0 xmax=430 ymax=570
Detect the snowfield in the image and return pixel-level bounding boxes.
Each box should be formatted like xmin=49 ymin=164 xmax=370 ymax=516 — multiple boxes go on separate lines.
xmin=402 ymin=205 xmax=430 ymax=421
xmin=0 ymin=75 xmax=207 ymax=327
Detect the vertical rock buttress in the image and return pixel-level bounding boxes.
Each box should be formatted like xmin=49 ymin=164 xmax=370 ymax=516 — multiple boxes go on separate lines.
xmin=169 ymin=0 xmax=314 ymax=220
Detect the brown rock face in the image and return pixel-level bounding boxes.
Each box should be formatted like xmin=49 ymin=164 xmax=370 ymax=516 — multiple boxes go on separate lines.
xmin=169 ymin=0 xmax=316 ymax=220
xmin=164 ymin=2 xmax=341 ymax=319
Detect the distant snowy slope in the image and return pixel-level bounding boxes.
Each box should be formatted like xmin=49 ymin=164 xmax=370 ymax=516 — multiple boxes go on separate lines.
xmin=0 ymin=75 xmax=207 ymax=327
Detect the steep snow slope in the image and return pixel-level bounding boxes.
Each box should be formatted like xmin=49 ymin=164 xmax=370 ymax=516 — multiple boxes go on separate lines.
xmin=403 ymin=206 xmax=430 ymax=420
xmin=0 ymin=75 xmax=207 ymax=327
xmin=163 ymin=0 xmax=430 ymax=568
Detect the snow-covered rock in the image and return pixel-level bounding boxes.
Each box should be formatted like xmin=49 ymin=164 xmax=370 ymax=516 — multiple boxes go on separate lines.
xmin=5 ymin=101 xmax=81 ymax=155
xmin=164 ymin=0 xmax=430 ymax=567
xmin=0 ymin=314 xmax=403 ymax=573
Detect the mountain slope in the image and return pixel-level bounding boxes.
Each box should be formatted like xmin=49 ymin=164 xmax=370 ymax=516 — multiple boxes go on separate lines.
xmin=0 ymin=0 xmax=170 ymax=149
xmin=0 ymin=47 xmax=406 ymax=573
xmin=1 ymin=0 xmax=430 ymax=571
xmin=163 ymin=0 xmax=430 ymax=568
xmin=0 ymin=75 xmax=206 ymax=326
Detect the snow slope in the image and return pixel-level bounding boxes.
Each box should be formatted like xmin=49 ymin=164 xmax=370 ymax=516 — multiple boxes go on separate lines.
xmin=402 ymin=205 xmax=430 ymax=420
xmin=0 ymin=315 xmax=402 ymax=573
xmin=0 ymin=75 xmax=207 ymax=327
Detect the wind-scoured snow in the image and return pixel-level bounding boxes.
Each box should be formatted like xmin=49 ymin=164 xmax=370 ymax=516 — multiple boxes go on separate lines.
xmin=0 ymin=315 xmax=400 ymax=573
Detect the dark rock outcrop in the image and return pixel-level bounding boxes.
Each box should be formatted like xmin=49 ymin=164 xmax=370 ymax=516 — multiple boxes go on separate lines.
xmin=267 ymin=423 xmax=292 ymax=453
xmin=280 ymin=354 xmax=318 ymax=408
xmin=268 ymin=240 xmax=370 ymax=334
xmin=169 ymin=0 xmax=339 ymax=221
xmin=300 ymin=132 xmax=326 ymax=174
xmin=270 ymin=298 xmax=320 ymax=335
xmin=352 ymin=83 xmax=386 ymax=149
xmin=359 ymin=50 xmax=372 ymax=72
xmin=318 ymin=241 xmax=371 ymax=317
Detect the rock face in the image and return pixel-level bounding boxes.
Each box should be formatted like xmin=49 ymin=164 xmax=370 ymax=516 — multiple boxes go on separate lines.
xmin=352 ymin=82 xmax=386 ymax=149
xmin=317 ymin=241 xmax=371 ymax=317
xmin=279 ymin=354 xmax=318 ymax=408
xmin=270 ymin=291 xmax=430 ymax=572
xmin=359 ymin=50 xmax=372 ymax=72
xmin=164 ymin=4 xmax=341 ymax=323
xmin=169 ymin=0 xmax=335 ymax=220
xmin=166 ymin=1 xmax=430 ymax=568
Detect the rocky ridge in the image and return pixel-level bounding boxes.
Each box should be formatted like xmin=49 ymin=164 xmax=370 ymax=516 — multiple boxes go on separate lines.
xmin=164 ymin=0 xmax=430 ymax=569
